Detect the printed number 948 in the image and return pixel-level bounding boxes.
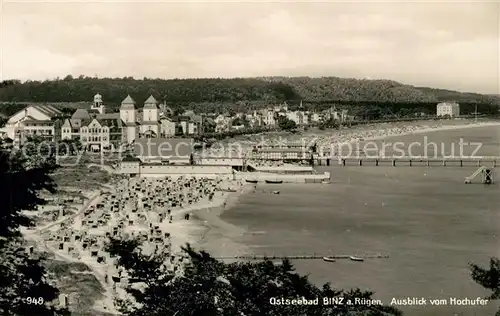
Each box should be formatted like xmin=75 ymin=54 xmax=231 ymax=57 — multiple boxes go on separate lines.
xmin=24 ymin=297 xmax=44 ymax=305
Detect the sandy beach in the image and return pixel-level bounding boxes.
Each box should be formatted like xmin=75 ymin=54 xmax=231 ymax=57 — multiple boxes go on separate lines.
xmin=191 ymin=184 xmax=254 ymax=259
xmin=165 ymin=181 xmax=252 ymax=254
xmin=356 ymin=120 xmax=500 ymax=143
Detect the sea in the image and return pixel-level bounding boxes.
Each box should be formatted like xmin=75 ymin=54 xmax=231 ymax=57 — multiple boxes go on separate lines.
xmin=197 ymin=125 xmax=500 ymax=316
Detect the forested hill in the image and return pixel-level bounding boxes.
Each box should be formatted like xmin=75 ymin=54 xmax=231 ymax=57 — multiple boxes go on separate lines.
xmin=0 ymin=75 xmax=498 ymax=107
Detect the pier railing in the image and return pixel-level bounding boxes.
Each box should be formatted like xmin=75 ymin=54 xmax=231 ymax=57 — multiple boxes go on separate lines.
xmin=214 ymin=254 xmax=389 ymax=260
xmin=334 ymin=156 xmax=499 ymax=167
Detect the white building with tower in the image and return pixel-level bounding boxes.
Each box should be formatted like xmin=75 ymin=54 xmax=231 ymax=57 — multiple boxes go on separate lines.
xmin=61 ymin=94 xmax=122 ymax=151
xmin=60 ymin=93 xmax=188 ymax=149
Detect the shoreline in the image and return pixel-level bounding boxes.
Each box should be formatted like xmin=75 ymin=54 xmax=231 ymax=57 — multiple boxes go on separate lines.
xmin=187 ymin=184 xmax=254 ymax=259
xmin=359 ymin=121 xmax=500 ymax=143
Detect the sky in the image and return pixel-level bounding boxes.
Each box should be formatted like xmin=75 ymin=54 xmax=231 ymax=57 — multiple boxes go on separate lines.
xmin=1 ymin=0 xmax=499 ymax=94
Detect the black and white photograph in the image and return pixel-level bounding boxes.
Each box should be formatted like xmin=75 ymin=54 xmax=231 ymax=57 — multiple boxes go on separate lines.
xmin=0 ymin=1 xmax=499 ymax=315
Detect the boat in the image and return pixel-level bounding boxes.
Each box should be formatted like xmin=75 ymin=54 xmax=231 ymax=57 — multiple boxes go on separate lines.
xmin=246 ymin=179 xmax=258 ymax=184
xmin=272 ymin=191 xmax=280 ymax=194
xmin=349 ymin=256 xmax=364 ymax=262
xmin=265 ymin=180 xmax=283 ymax=184
xmin=323 ymin=257 xmax=336 ymax=262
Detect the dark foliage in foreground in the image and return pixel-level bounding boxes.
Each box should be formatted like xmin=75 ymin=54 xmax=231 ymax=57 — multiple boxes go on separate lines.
xmin=0 ymin=149 xmax=57 ymax=238
xmin=470 ymin=258 xmax=500 ymax=315
xmin=0 ymin=149 xmax=69 ymax=315
xmin=105 ymin=238 xmax=402 ymax=316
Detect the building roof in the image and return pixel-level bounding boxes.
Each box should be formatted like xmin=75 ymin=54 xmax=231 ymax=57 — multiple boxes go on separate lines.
xmin=62 ymin=118 xmax=72 ymax=128
xmin=123 ymin=121 xmax=139 ymax=127
xmin=121 ymin=95 xmax=136 ymax=109
xmin=21 ymin=115 xmax=37 ymax=121
xmin=122 ymin=156 xmax=141 ymax=162
xmin=22 ymin=119 xmax=53 ymax=124
xmin=80 ymin=119 xmax=93 ymax=126
xmin=96 ymin=113 xmax=120 ymax=120
xmin=32 ymin=105 xmax=62 ymax=118
xmin=71 ymin=109 xmax=91 ymax=120
xmin=134 ymin=138 xmax=194 ymax=158
xmin=98 ymin=118 xmax=122 ymax=131
xmin=258 ymin=147 xmax=312 ymax=153
xmin=143 ymin=95 xmax=158 ymax=109
xmin=9 ymin=105 xmax=61 ymax=122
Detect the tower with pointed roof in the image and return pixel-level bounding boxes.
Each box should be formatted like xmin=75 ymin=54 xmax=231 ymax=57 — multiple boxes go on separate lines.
xmin=139 ymin=95 xmax=159 ymax=138
xmin=143 ymin=95 xmax=158 ymax=122
xmin=120 ymin=95 xmax=137 ymax=143
xmin=120 ymin=95 xmax=136 ymax=124
xmin=91 ymin=93 xmax=105 ymax=114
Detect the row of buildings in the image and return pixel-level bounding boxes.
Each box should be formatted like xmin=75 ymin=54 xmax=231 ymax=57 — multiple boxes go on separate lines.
xmin=212 ymin=102 xmax=349 ymax=133
xmin=1 ymin=94 xmax=207 ymax=150
xmin=0 ymin=93 xmax=460 ymax=151
xmin=0 ymin=94 xmax=350 ymax=150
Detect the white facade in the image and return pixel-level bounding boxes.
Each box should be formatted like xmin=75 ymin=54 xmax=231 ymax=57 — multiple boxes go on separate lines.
xmin=286 ymin=111 xmax=309 ymax=125
xmin=61 ymin=122 xmax=74 ymax=140
xmin=80 ymin=119 xmax=110 ymax=151
xmin=180 ymin=120 xmax=197 ymax=135
xmin=437 ymin=102 xmax=460 ymax=117
xmin=160 ymin=118 xmax=176 ymax=137
xmin=310 ymin=113 xmax=321 ymax=123
xmin=4 ymin=105 xmax=61 ymax=146
xmin=263 ymin=109 xmax=276 ymax=126
xmin=232 ymin=124 xmax=245 ymax=131
xmin=247 ymin=111 xmax=264 ymax=128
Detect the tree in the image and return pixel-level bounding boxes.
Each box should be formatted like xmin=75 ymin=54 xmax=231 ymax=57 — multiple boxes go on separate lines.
xmin=57 ymin=138 xmax=82 ymax=156
xmin=231 ymin=117 xmax=243 ymax=126
xmin=470 ymin=258 xmax=500 ymax=315
xmin=319 ymin=118 xmax=340 ymax=130
xmin=21 ymin=135 xmax=57 ymax=169
xmin=105 ymin=238 xmax=401 ymax=316
xmin=278 ymin=117 xmax=297 ymax=131
xmin=0 ymin=149 xmax=69 ymax=315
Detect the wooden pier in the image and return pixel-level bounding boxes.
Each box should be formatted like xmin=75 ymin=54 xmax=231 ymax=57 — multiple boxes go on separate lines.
xmin=333 ymin=156 xmax=499 ymax=167
xmin=214 ymin=254 xmax=390 ymax=260
xmin=246 ymin=151 xmax=500 ymax=167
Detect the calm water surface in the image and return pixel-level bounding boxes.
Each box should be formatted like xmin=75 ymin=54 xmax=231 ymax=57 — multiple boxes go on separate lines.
xmin=199 ymin=125 xmax=500 ymax=316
